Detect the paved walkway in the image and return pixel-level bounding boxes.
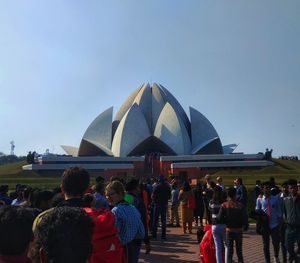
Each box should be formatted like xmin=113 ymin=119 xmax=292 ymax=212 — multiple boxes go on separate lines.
xmin=139 ymin=225 xmax=282 ymax=263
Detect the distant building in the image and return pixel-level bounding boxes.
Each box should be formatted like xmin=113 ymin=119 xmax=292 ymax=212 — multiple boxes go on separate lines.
xmin=23 ymin=83 xmax=273 ymax=179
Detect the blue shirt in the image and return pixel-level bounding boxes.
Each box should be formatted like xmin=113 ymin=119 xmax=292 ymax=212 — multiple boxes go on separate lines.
xmin=112 ymin=202 xmax=145 ymax=245
xmin=256 ymin=194 xmax=282 ymax=229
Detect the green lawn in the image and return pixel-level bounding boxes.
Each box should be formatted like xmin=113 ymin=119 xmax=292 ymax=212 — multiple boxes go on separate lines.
xmin=0 ymin=158 xmax=300 ymax=191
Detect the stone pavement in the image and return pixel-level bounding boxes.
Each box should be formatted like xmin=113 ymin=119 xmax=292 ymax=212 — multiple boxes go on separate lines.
xmin=139 ymin=225 xmax=282 ymax=263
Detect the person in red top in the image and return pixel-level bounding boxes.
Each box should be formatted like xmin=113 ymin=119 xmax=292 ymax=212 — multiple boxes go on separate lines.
xmin=0 ymin=206 xmax=35 ymax=263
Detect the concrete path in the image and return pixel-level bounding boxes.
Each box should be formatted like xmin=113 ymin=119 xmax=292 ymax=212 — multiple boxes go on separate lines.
xmin=139 ymin=225 xmax=282 ymax=263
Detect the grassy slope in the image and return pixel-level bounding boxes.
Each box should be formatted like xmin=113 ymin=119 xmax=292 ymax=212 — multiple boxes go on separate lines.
xmin=0 ymin=161 xmax=61 ymax=189
xmin=0 ymin=159 xmax=300 ymax=190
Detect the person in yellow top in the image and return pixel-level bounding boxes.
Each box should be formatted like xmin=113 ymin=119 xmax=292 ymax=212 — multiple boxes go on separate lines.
xmin=179 ymin=181 xmax=195 ymax=234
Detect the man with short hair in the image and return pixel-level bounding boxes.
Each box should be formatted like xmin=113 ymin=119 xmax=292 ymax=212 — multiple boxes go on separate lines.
xmin=218 ymin=187 xmax=248 ymax=263
xmin=32 ymin=206 xmax=93 ymax=263
xmin=283 ymin=179 xmax=300 ymax=263
xmin=151 ymin=175 xmax=171 ymax=240
xmin=125 ymin=178 xmax=151 ymax=260
xmin=0 ymin=206 xmax=35 ymax=263
xmin=34 ymin=167 xmax=124 ymax=263
xmin=59 ymin=166 xmax=90 ymax=207
xmin=256 ymin=181 xmax=282 ymax=263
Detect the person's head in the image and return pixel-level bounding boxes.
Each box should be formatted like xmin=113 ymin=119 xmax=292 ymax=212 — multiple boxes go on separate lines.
xmin=212 ymin=185 xmax=224 ymax=203
xmin=269 ymin=177 xmax=276 ymax=187
xmin=95 ymin=176 xmax=105 ymax=184
xmin=94 ymin=181 xmax=105 ymax=195
xmin=255 ymin=180 xmax=261 ymax=187
xmin=281 ymin=181 xmax=289 ymax=194
xmin=0 ymin=185 xmax=9 ymax=195
xmin=288 ymin=179 xmax=298 ymax=196
xmin=196 ymin=180 xmax=203 ymax=190
xmin=105 ymin=181 xmax=125 ymax=206
xmin=32 ymin=190 xmax=54 ymax=211
xmin=32 ymin=207 xmax=93 ymax=263
xmin=23 ymin=187 xmax=33 ymax=202
xmin=0 ymin=206 xmax=34 ymax=256
xmin=236 ymin=178 xmax=243 ymax=186
xmin=16 ymin=185 xmax=26 ymax=199
xmin=182 ymin=181 xmax=191 ymax=192
xmin=125 ymin=178 xmax=140 ymax=194
xmin=216 ymin=176 xmax=222 ymax=184
xmin=204 ymin=174 xmax=211 ymax=182
xmin=227 ymin=187 xmax=237 ymax=200
xmin=61 ymin=167 xmax=90 ymax=199
xmin=262 ymin=181 xmax=271 ymax=197
xmin=209 ymin=181 xmax=216 ymax=189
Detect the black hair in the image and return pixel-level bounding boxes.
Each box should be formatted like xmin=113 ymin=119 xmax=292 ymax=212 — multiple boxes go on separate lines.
xmin=212 ymin=185 xmax=224 ymax=203
xmin=32 ymin=190 xmax=54 ymax=210
xmin=183 ymin=181 xmax=191 ymax=192
xmin=95 ymin=176 xmax=105 ymax=184
xmin=288 ymin=179 xmax=298 ymax=187
xmin=0 ymin=185 xmax=9 ymax=194
xmin=94 ymin=181 xmax=105 ymax=194
xmin=236 ymin=178 xmax=243 ymax=184
xmin=281 ymin=181 xmax=289 ymax=187
xmin=33 ymin=207 xmax=93 ymax=263
xmin=0 ymin=206 xmax=34 ymax=255
xmin=262 ymin=181 xmax=271 ymax=187
xmin=255 ymin=180 xmax=261 ymax=185
xmin=23 ymin=187 xmax=33 ymax=200
xmin=227 ymin=187 xmax=237 ymax=199
xmin=125 ymin=178 xmax=139 ymax=192
xmin=61 ymin=167 xmax=90 ymax=197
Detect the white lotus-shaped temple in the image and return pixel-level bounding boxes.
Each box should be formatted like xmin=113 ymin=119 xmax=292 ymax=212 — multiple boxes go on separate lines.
xmin=62 ymin=83 xmax=224 ymax=157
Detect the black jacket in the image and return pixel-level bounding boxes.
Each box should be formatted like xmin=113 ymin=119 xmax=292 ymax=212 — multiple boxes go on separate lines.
xmin=217 ymin=200 xmax=248 ymax=230
xmin=152 ymin=183 xmax=171 ymax=206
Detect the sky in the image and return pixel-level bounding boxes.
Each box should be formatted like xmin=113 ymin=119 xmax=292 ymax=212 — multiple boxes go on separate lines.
xmin=0 ymin=1 xmax=299 ymax=157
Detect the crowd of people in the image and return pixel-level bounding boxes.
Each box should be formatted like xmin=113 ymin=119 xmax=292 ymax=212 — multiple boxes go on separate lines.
xmin=0 ymin=168 xmax=300 ymax=263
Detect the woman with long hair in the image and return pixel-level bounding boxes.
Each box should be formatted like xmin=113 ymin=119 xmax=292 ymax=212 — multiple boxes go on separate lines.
xmin=179 ymin=181 xmax=195 ymax=234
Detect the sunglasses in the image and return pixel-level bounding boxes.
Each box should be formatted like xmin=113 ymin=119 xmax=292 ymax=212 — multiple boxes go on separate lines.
xmin=106 ymin=191 xmax=117 ymax=197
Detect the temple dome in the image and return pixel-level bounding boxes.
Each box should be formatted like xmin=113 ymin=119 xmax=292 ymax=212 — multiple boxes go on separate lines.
xmin=63 ymin=83 xmax=224 ymax=157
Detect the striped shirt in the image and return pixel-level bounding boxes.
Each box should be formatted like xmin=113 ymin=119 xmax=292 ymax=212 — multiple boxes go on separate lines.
xmin=112 ymin=202 xmax=145 ymax=245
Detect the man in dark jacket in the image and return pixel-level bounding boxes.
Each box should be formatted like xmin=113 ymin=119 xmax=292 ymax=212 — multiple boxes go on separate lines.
xmin=283 ymin=179 xmax=300 ymax=263
xmin=125 ymin=178 xmax=151 ymax=261
xmin=151 ymin=175 xmax=171 ymax=240
xmin=218 ymin=187 xmax=248 ymax=263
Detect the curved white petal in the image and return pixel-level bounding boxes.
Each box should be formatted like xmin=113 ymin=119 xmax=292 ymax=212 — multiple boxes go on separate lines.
xmin=154 ymin=102 xmax=191 ymax=155
xmin=112 ymin=103 xmax=151 ymax=157
xmin=151 ymin=83 xmax=166 ymax=132
xmin=112 ymin=85 xmax=142 ymax=136
xmin=78 ymin=139 xmax=113 ymax=156
xmin=159 ymin=84 xmax=191 ymax=136
xmin=133 ymin=83 xmax=152 ymax=130
xmin=82 ymin=107 xmax=113 ymax=149
xmin=190 ymin=106 xmax=220 ymax=148
xmin=61 ymin=145 xmax=79 ymax=157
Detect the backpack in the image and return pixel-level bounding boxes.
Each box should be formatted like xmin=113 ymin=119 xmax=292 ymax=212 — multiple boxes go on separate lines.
xmin=83 ymin=208 xmax=125 ymax=263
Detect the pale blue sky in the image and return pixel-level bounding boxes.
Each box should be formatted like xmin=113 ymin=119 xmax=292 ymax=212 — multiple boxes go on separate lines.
xmin=0 ymin=1 xmax=299 ymax=157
